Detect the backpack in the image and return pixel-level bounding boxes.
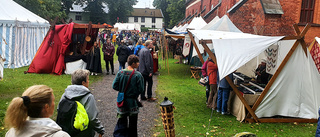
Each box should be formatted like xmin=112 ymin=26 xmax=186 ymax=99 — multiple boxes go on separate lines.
xmin=56 ymin=93 xmax=90 ymax=136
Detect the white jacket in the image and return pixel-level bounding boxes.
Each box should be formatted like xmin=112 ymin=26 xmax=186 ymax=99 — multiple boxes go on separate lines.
xmin=6 ymin=117 xmax=70 ymax=137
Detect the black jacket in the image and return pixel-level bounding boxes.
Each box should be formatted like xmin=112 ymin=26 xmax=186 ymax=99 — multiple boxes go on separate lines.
xmin=116 ymin=44 xmax=129 ymax=62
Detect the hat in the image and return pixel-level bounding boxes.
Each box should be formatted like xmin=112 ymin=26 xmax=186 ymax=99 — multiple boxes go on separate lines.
xmin=261 ymin=59 xmax=266 ymax=63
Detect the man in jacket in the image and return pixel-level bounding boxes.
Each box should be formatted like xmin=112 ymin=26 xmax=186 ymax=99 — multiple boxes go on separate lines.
xmin=137 ymin=40 xmax=157 ymax=101
xmin=59 ymin=69 xmax=105 ymax=137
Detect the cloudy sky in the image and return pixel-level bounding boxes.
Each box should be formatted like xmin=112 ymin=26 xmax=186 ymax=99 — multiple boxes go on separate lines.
xmin=133 ymin=0 xmax=155 ymax=8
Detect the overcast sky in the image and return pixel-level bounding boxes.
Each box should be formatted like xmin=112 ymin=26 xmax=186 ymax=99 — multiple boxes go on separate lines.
xmin=133 ymin=0 xmax=155 ymax=8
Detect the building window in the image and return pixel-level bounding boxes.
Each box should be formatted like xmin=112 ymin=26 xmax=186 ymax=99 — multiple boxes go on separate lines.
xmin=152 ymin=25 xmax=155 ymax=28
xmin=141 ymin=17 xmax=145 ymax=23
xmin=152 ymin=17 xmax=156 ymax=23
xmin=141 ymin=25 xmax=145 ymax=27
xmin=76 ymin=12 xmax=81 ymax=14
xmin=134 ymin=17 xmax=138 ymax=22
xmin=300 ymin=0 xmax=315 ymax=23
xmin=75 ymin=15 xmax=82 ymax=21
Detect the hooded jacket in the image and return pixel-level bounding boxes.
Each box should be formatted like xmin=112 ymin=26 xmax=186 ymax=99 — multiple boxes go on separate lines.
xmin=59 ymin=85 xmax=105 ymax=137
xmin=6 ymin=118 xmax=70 ymax=137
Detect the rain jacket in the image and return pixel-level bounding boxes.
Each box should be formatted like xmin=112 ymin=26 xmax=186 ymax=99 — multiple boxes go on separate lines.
xmin=6 ymin=118 xmax=70 ymax=137
xmin=59 ymin=85 xmax=105 ymax=137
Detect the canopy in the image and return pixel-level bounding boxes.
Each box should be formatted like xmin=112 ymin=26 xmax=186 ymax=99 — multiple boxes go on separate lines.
xmin=114 ymin=23 xmax=140 ymax=32
xmin=189 ymin=30 xmax=284 ymax=80
xmin=204 ymin=15 xmax=242 ymax=32
xmin=255 ymin=44 xmax=320 ymax=119
xmin=0 ymin=0 xmax=50 ymax=68
xmin=186 ymin=17 xmax=207 ymax=30
xmin=201 ymin=16 xmax=220 ymax=30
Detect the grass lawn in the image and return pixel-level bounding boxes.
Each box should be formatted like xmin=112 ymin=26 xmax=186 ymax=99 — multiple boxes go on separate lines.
xmin=153 ymin=58 xmax=317 ymax=137
xmin=0 ymin=46 xmax=117 ymax=136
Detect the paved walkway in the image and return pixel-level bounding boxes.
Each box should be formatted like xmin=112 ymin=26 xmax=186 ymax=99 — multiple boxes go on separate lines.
xmin=90 ymin=63 xmax=159 ymax=137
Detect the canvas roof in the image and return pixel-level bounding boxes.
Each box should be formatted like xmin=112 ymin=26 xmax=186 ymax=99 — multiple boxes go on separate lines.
xmin=201 ymin=16 xmax=220 ymax=30
xmin=204 ymin=15 xmax=242 ymax=32
xmin=0 ymin=0 xmax=49 ymax=25
xmin=186 ymin=17 xmax=207 ymax=30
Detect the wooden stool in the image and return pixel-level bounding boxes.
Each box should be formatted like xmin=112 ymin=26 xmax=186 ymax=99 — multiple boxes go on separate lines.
xmin=190 ymin=67 xmax=202 ymax=79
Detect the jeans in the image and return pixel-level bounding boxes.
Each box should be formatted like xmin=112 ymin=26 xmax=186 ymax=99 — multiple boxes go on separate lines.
xmin=119 ymin=61 xmax=126 ymax=71
xmin=217 ymin=88 xmax=230 ymax=113
xmin=142 ymin=74 xmax=153 ymax=98
xmin=113 ymin=114 xmax=138 ymax=137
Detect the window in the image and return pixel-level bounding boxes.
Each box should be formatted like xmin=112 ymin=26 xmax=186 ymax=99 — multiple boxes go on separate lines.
xmin=141 ymin=17 xmax=145 ymax=23
xmin=152 ymin=25 xmax=155 ymax=28
xmin=300 ymin=0 xmax=315 ymax=23
xmin=75 ymin=15 xmax=82 ymax=21
xmin=152 ymin=17 xmax=156 ymax=23
xmin=141 ymin=25 xmax=145 ymax=27
xmin=134 ymin=17 xmax=138 ymax=22
xmin=76 ymin=12 xmax=81 ymax=14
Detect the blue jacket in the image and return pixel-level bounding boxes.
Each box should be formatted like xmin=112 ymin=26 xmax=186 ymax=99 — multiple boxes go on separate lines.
xmin=217 ymin=71 xmax=233 ymax=89
xmin=316 ymin=108 xmax=320 ymax=137
xmin=134 ymin=44 xmax=145 ymax=56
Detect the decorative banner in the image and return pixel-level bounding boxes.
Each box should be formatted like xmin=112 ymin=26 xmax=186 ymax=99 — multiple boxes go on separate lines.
xmin=309 ymin=39 xmax=320 ymax=73
xmin=183 ymin=34 xmax=191 ymax=57
xmin=266 ymin=44 xmax=278 ymax=74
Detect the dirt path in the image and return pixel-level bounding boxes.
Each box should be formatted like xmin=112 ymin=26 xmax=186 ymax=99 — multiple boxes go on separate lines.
xmin=90 ymin=63 xmax=159 ymax=137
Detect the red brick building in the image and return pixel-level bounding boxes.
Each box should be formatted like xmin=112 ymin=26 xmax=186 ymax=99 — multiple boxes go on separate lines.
xmin=184 ymin=0 xmax=320 ymax=44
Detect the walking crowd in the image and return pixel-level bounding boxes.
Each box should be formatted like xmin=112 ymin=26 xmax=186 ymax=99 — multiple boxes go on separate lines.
xmin=4 ymin=30 xmax=161 ymax=137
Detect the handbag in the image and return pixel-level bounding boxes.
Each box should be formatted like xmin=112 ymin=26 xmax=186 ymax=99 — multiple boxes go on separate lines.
xmin=198 ymin=76 xmax=208 ymax=86
xmin=117 ymin=70 xmax=135 ymax=108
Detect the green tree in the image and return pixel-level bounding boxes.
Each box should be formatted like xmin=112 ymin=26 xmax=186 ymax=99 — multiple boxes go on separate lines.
xmin=105 ymin=0 xmax=137 ymax=25
xmin=14 ymin=0 xmax=67 ymax=21
xmin=153 ymin=0 xmax=169 ymax=27
xmin=84 ymin=0 xmax=108 ymax=24
xmin=166 ymin=0 xmax=185 ymax=28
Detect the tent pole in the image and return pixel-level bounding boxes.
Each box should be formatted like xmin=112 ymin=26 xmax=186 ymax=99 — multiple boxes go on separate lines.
xmin=201 ymin=41 xmax=259 ymax=122
xmin=188 ymin=30 xmax=204 ymax=64
xmin=247 ymin=24 xmax=311 ymax=120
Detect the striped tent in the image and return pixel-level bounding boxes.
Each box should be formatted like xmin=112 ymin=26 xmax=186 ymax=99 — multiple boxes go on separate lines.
xmin=0 ymin=0 xmax=50 ymax=68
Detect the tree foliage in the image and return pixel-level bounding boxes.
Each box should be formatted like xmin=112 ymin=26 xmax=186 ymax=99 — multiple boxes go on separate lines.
xmin=166 ymin=0 xmax=185 ymax=28
xmin=153 ymin=0 xmax=185 ymax=28
xmin=153 ymin=0 xmax=169 ymax=27
xmin=14 ymin=0 xmax=67 ymax=21
xmin=105 ymin=0 xmax=137 ymax=25
xmin=84 ymin=0 xmax=108 ymax=24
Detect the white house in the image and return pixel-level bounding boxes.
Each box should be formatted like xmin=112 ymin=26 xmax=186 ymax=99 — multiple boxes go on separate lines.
xmin=68 ymin=3 xmax=109 ymax=24
xmin=128 ymin=8 xmax=163 ymax=29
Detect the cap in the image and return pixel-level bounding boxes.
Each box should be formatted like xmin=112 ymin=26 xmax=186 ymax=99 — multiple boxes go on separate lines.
xmin=261 ymin=59 xmax=266 ymax=63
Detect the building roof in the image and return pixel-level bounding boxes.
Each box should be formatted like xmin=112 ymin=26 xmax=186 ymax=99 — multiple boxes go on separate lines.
xmin=130 ymin=8 xmax=163 ymax=18
xmin=70 ymin=3 xmax=109 ymax=13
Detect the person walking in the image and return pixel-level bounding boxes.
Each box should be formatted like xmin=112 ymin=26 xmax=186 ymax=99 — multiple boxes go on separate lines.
xmin=116 ymin=40 xmax=129 ymax=71
xmin=102 ymin=38 xmax=115 ymax=75
xmin=5 ymin=85 xmax=70 ymax=137
xmin=86 ymin=41 xmax=102 ymax=75
xmin=134 ymin=40 xmax=144 ymax=57
xmin=59 ymin=69 xmax=105 ymax=137
xmin=206 ymin=57 xmax=218 ymax=109
xmin=112 ymin=55 xmax=144 ymax=137
xmin=137 ymin=40 xmax=157 ymax=101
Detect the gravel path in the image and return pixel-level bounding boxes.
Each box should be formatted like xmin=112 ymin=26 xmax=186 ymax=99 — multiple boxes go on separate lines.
xmin=90 ymin=63 xmax=160 ymax=137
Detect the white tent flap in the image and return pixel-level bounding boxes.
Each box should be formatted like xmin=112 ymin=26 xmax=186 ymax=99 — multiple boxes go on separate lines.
xmin=255 ymin=45 xmax=320 ymax=119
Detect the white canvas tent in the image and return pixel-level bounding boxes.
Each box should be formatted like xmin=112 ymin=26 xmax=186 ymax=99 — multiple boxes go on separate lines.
xmin=0 ymin=0 xmax=50 ymax=68
xmin=186 ymin=17 xmax=207 ymax=30
xmin=190 ymin=24 xmax=320 ymax=122
xmin=191 ymin=15 xmax=243 ymax=58
xmin=114 ymin=23 xmax=141 ymax=32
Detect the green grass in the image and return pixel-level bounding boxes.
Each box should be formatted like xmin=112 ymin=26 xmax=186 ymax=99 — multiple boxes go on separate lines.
xmin=153 ymin=58 xmax=317 ymax=137
xmin=0 ymin=45 xmax=118 ymax=136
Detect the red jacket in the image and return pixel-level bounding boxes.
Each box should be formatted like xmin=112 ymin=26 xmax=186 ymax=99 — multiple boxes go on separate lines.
xmin=102 ymin=43 xmax=115 ymax=61
xmin=207 ymin=60 xmax=218 ymax=85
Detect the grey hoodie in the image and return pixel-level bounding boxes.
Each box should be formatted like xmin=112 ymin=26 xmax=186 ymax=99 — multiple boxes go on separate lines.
xmin=6 ymin=118 xmax=70 ymax=137
xmin=59 ymin=85 xmax=105 ymax=137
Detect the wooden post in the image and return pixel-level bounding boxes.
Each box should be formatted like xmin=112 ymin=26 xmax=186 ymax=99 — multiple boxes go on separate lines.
xmin=82 ymin=21 xmax=92 ymax=54
xmin=188 ymin=30 xmax=204 ymax=64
